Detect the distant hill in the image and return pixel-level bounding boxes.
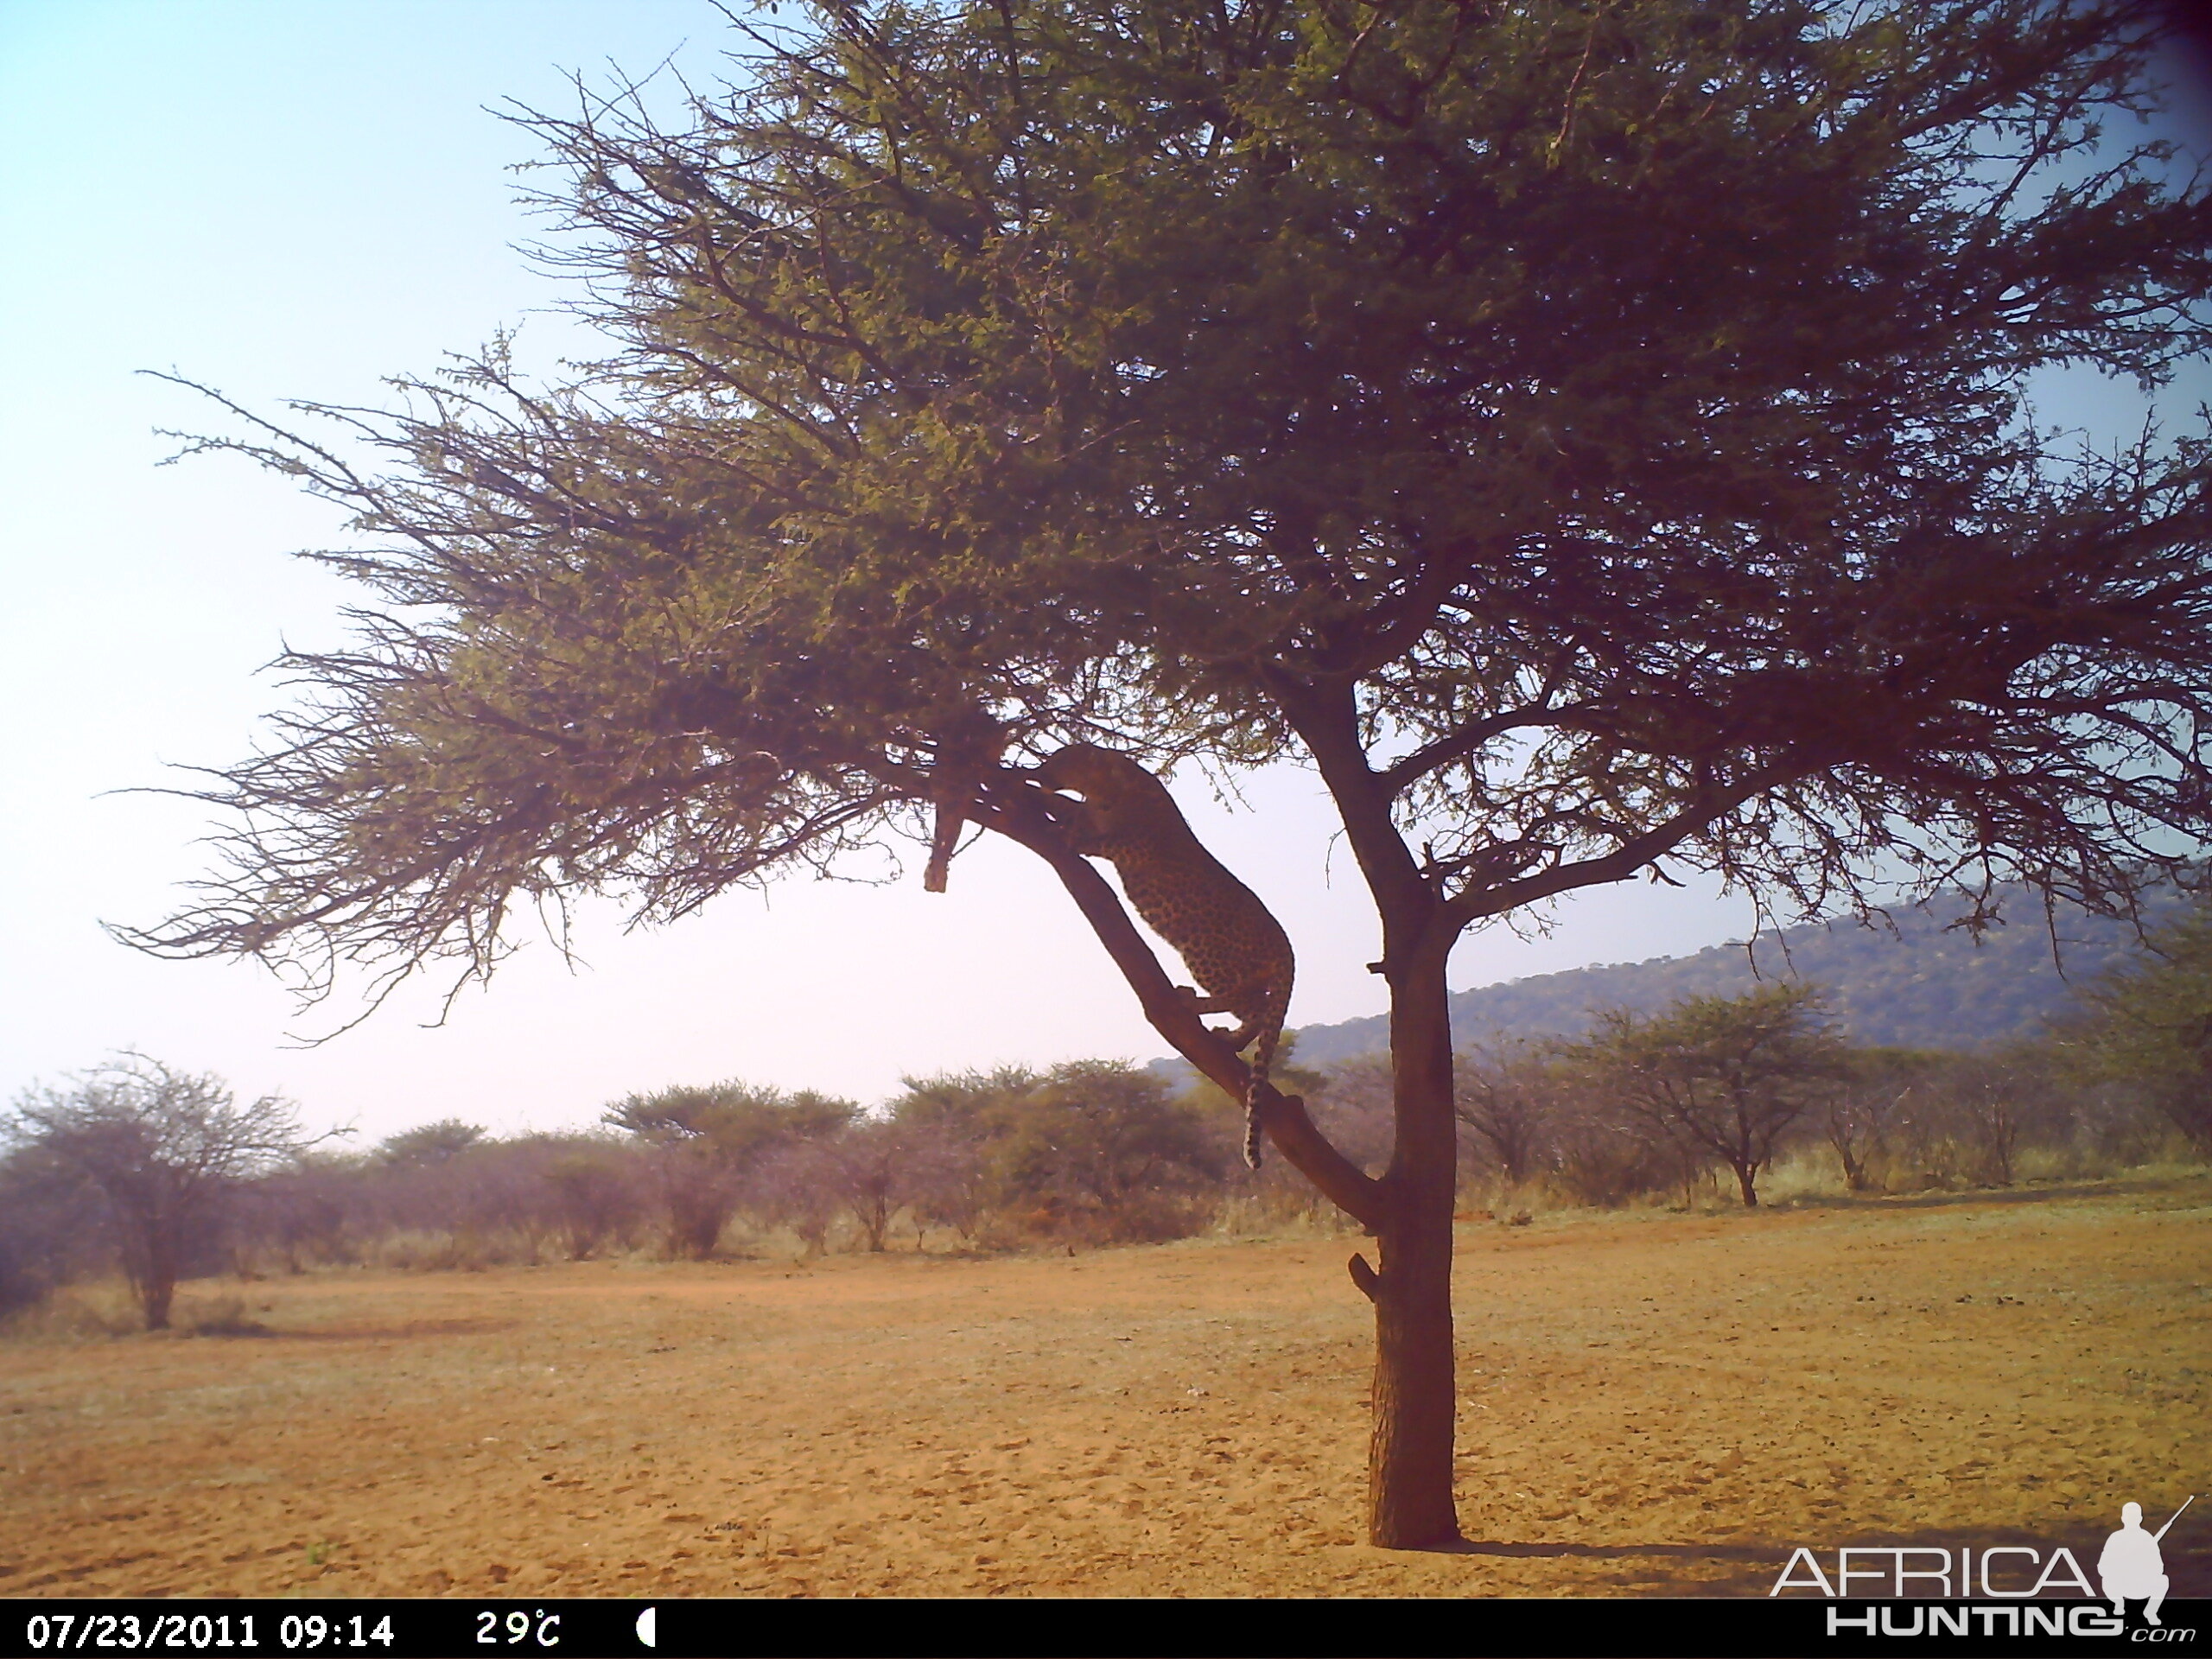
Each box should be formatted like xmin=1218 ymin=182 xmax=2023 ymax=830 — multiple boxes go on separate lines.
xmin=1283 ymin=887 xmax=2178 ymax=1067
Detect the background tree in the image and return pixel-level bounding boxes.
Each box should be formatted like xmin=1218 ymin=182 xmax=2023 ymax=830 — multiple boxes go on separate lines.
xmin=887 ymin=1068 xmax=1033 ymax=1244
xmin=1928 ymin=1047 xmax=2060 ymax=1185
xmin=2062 ymin=892 xmax=2212 ymax=1151
xmin=5 ymin=1055 xmax=331 ymax=1329
xmin=606 ymin=1081 xmax=853 ymax=1257
xmin=1453 ymin=1039 xmax=1561 ymax=1191
xmin=129 ymin=1 xmax=2212 ymax=1543
xmin=1571 ymin=985 xmax=1847 ymax=1206
xmin=988 ymin=1061 xmax=1226 ymax=1243
xmin=770 ymin=1115 xmax=923 ymax=1252
xmin=541 ymin=1141 xmax=646 ymax=1261
xmin=0 ymin=1135 xmax=112 ymax=1319
xmin=376 ymin=1120 xmax=486 ymax=1169
xmin=239 ymin=1151 xmax=361 ymax=1274
xmin=1824 ymin=1047 xmax=1945 ymax=1192
xmin=1292 ymin=1054 xmax=1408 ymax=1183
xmin=886 ymin=1063 xmax=1228 ymax=1244
xmin=1543 ymin=1088 xmax=1697 ymax=1210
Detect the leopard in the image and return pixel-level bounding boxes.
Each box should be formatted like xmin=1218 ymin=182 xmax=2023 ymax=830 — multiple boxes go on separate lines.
xmin=1033 ymin=744 xmax=1294 ymax=1169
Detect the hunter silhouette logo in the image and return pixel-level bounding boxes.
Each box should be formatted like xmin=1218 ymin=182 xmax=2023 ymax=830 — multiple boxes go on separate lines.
xmin=2101 ymin=1497 xmax=2190 ymax=1628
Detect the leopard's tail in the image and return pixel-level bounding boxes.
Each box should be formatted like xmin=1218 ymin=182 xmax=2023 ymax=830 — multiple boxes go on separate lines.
xmin=1243 ymin=994 xmax=1287 ymax=1172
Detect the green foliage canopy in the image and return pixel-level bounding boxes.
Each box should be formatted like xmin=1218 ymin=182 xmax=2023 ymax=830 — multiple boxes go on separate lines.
xmin=376 ymin=1118 xmax=487 ymax=1167
xmin=604 ymin=1079 xmax=855 ymax=1159
xmin=132 ymin=0 xmax=2212 ymax=1007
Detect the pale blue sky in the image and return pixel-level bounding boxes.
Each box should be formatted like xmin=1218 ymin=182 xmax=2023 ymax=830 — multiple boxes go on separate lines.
xmin=0 ymin=2 xmax=2202 ymax=1142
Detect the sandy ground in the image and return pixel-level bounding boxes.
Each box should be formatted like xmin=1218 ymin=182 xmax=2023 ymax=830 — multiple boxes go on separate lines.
xmin=0 ymin=1175 xmax=2204 ymax=1599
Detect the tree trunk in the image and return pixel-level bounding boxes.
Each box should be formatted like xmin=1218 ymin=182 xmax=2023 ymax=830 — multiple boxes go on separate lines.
xmin=1734 ymin=1160 xmax=1760 ymax=1208
xmin=1012 ymin=804 xmax=1426 ymax=1540
xmin=1364 ymin=962 xmax=1463 ymax=1548
xmin=1834 ymin=1136 xmax=1866 ymax=1192
xmin=140 ymin=1228 xmax=177 ymax=1331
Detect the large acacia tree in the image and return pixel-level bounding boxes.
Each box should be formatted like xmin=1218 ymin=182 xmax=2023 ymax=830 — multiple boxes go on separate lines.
xmin=136 ymin=0 xmax=2212 ymax=1546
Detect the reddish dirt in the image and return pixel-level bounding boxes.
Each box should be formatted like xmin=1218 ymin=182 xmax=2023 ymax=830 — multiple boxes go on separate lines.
xmin=1 ymin=1176 xmax=2204 ymax=1598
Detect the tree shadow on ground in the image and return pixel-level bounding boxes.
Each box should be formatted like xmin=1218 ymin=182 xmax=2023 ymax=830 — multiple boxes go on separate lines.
xmin=253 ymin=1318 xmax=519 ymax=1341
xmin=1427 ymin=1536 xmax=1780 ymax=1595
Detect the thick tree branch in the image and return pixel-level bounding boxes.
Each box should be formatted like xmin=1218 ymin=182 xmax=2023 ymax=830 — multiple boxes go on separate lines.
xmin=1378 ymin=706 xmax=1567 ymax=799
xmin=1378 ymin=640 xmax=1582 ymax=797
xmin=1445 ymin=766 xmax=1801 ymax=930
xmin=1266 ymin=672 xmax=1434 ymax=942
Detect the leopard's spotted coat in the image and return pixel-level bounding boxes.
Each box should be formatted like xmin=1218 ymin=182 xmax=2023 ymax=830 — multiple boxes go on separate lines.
xmin=1036 ymin=745 xmax=1294 ymax=1168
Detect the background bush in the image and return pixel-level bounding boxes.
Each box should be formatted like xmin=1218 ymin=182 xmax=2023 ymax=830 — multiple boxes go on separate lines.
xmin=10 ymin=921 xmax=2209 ymax=1325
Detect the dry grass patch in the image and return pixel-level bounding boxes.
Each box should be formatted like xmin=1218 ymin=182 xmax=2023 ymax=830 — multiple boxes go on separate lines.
xmin=0 ymin=1175 xmax=2203 ymax=1597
